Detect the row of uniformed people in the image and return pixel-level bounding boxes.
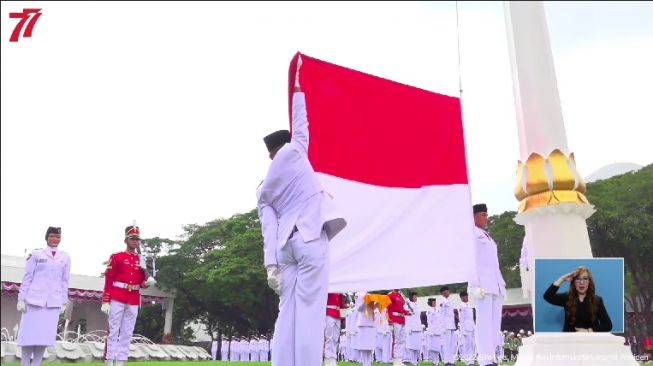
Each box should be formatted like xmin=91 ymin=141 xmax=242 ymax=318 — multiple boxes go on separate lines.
xmin=210 ymin=337 xmax=271 ymax=361
xmin=325 ymin=287 xmax=485 ymax=366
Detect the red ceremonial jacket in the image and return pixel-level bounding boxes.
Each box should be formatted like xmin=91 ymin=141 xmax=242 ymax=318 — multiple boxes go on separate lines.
xmin=326 ymin=293 xmax=347 ymax=319
xmin=387 ymin=291 xmax=409 ymax=325
xmin=102 ymin=251 xmax=147 ymax=306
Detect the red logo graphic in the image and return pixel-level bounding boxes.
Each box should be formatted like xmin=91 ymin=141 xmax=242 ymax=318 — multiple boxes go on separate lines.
xmin=9 ymin=8 xmax=42 ymax=42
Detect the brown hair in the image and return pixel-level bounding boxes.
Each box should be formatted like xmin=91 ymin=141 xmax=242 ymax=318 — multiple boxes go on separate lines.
xmin=566 ymin=266 xmax=599 ymax=326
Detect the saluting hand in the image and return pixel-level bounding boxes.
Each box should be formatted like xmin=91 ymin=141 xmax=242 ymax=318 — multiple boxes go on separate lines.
xmin=554 ymin=271 xmax=577 ymax=286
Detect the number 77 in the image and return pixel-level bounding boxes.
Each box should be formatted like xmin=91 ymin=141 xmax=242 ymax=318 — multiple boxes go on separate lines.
xmin=9 ymin=8 xmax=42 ymax=42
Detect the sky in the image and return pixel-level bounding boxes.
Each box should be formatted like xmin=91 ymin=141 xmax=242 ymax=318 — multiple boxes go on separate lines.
xmin=2 ymin=1 xmax=652 ymax=277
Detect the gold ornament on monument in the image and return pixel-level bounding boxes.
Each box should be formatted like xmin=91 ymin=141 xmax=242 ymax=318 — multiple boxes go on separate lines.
xmin=514 ymin=149 xmax=590 ymax=213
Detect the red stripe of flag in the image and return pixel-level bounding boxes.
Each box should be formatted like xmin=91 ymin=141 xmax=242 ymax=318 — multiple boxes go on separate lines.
xmin=288 ymin=52 xmax=468 ymax=188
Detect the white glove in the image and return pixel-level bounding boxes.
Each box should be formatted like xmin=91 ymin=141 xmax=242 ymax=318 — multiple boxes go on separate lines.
xmin=473 ymin=287 xmax=485 ymax=299
xmin=17 ymin=300 xmax=26 ymax=313
xmin=139 ymin=253 xmax=147 ymax=270
xmin=295 ymin=55 xmax=302 ymax=88
xmin=266 ymin=265 xmax=281 ymax=295
xmin=101 ymin=302 xmax=111 ymax=316
xmin=60 ymin=303 xmax=67 ymax=314
xmin=145 ymin=276 xmax=157 ymax=287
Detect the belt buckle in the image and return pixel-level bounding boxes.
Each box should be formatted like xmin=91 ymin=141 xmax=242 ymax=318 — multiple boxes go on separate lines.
xmin=126 ymin=284 xmax=133 ymax=291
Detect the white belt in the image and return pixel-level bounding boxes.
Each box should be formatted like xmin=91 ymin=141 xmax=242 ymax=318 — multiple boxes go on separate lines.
xmin=327 ymin=305 xmax=339 ymax=310
xmin=113 ymin=281 xmax=140 ymax=291
xmin=391 ymin=312 xmax=405 ymax=317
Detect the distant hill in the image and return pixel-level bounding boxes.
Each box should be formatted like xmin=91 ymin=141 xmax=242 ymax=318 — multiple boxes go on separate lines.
xmin=585 ymin=162 xmax=643 ymax=183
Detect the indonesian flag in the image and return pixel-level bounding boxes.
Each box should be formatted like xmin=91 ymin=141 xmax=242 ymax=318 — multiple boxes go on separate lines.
xmin=288 ymin=53 xmax=476 ymax=292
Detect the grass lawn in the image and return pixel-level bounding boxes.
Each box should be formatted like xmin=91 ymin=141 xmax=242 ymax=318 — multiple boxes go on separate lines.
xmin=2 ymin=361 xmax=516 ymax=366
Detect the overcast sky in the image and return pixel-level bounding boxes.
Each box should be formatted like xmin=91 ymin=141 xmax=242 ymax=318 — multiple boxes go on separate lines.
xmin=2 ymin=1 xmax=652 ymax=276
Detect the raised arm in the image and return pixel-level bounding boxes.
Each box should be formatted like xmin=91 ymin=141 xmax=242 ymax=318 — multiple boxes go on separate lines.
xmin=291 ymin=87 xmax=308 ymax=155
xmin=542 ymin=283 xmax=567 ymax=307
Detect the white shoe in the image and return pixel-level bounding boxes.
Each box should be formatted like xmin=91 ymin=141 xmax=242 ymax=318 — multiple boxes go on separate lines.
xmin=392 ymin=358 xmax=406 ymax=366
xmin=104 ymin=360 xmax=113 ymax=366
xmin=115 ymin=361 xmax=125 ymax=366
xmin=323 ymin=358 xmax=337 ymax=366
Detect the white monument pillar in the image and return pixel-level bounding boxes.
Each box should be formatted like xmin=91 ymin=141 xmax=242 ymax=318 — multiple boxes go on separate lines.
xmin=504 ymin=2 xmax=636 ymax=365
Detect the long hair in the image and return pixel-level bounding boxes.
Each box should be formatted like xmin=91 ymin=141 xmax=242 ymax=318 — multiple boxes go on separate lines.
xmin=566 ymin=266 xmax=599 ymax=325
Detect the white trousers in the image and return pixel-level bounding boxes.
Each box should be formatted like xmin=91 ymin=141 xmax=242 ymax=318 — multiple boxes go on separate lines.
xmin=475 ymin=294 xmax=503 ymax=366
xmin=259 ymin=350 xmax=269 ymax=361
xmin=391 ymin=323 xmax=406 ymax=359
xmin=250 ymin=350 xmax=259 ymax=361
xmin=460 ymin=330 xmax=475 ymax=365
xmin=375 ymin=333 xmax=391 ymax=363
xmin=324 ymin=316 xmax=340 ymax=359
xmin=442 ymin=329 xmax=456 ymax=364
xmin=220 ymin=350 xmax=227 ymax=361
xmin=358 ymin=349 xmax=373 ymax=366
xmin=211 ymin=348 xmax=217 ymax=360
xmin=105 ymin=300 xmax=139 ymax=361
xmin=272 ymin=231 xmax=329 ymax=366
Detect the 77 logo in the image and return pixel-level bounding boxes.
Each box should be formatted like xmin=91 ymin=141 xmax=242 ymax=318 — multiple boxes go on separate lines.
xmin=9 ymin=8 xmax=42 ymax=42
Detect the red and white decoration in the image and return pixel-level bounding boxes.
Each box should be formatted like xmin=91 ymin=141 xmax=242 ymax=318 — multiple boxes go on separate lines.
xmin=1 ymin=281 xmax=164 ymax=305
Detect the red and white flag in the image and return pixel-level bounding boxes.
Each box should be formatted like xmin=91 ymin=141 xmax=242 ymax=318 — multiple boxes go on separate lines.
xmin=288 ymin=53 xmax=476 ymax=292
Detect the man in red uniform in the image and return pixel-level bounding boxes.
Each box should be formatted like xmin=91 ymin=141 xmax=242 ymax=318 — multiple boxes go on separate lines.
xmin=101 ymin=226 xmax=156 ymax=366
xmin=324 ymin=293 xmax=347 ymax=366
xmin=387 ymin=289 xmax=411 ymax=366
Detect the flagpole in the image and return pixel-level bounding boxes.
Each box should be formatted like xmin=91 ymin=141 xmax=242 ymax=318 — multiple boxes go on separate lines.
xmin=503 ymin=2 xmax=636 ymax=365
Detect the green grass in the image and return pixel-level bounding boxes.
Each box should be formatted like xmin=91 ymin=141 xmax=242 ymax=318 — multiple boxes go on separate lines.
xmin=1 ymin=362 xmax=516 ymax=366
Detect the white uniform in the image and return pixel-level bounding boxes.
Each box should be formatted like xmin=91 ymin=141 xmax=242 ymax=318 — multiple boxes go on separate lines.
xmin=354 ymin=293 xmax=375 ymax=366
xmin=210 ymin=341 xmax=218 ymax=360
xmin=425 ymin=304 xmax=443 ymax=364
xmin=459 ymin=301 xmax=476 ymax=365
xmin=469 ymin=226 xmax=506 ymax=366
xmin=250 ymin=339 xmax=259 ymax=361
xmin=405 ymin=301 xmax=422 ymax=365
xmin=17 ymin=247 xmax=71 ymax=366
xmin=339 ymin=333 xmax=347 ymax=361
xmin=519 ymin=234 xmax=532 ymax=299
xmin=240 ymin=339 xmax=249 ymax=361
xmin=346 ymin=306 xmax=359 ymax=361
xmin=497 ymin=331 xmax=505 ymax=361
xmin=439 ymin=296 xmax=456 ymax=364
xmin=259 ymin=338 xmax=270 ymax=361
xmin=257 ymin=92 xmax=346 ymax=366
xmin=229 ymin=340 xmax=238 ymax=361
xmin=374 ymin=308 xmax=391 ymax=363
xmin=220 ymin=340 xmax=229 ymax=361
